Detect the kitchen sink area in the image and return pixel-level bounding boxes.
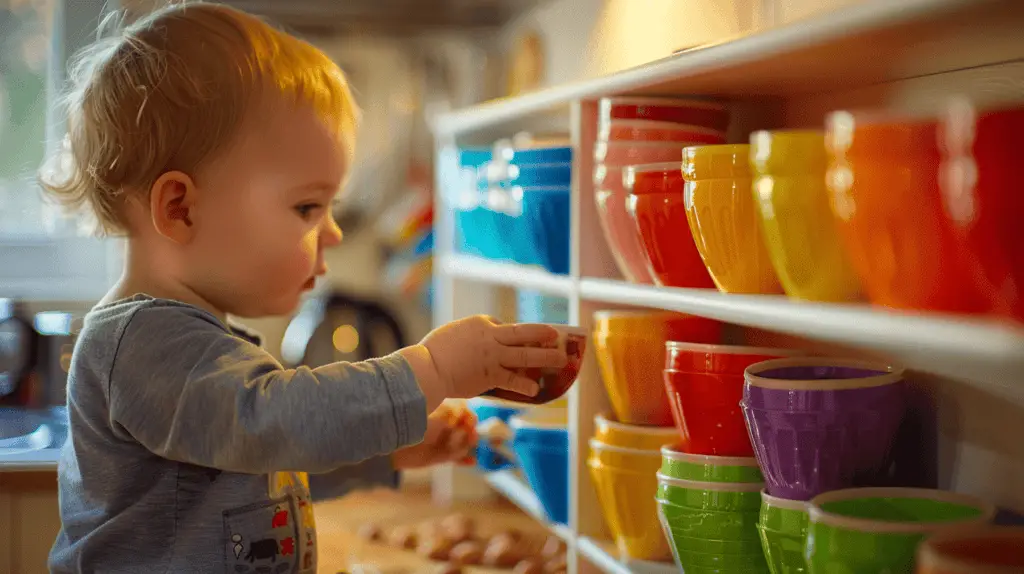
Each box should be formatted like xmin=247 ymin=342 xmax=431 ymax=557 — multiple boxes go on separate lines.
xmin=0 ymin=406 xmax=67 ymax=471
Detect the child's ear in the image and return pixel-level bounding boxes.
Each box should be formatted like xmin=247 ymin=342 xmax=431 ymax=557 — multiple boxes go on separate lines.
xmin=149 ymin=170 xmax=197 ymax=244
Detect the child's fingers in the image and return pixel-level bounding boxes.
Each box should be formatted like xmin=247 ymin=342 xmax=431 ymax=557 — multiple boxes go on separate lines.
xmin=493 ymin=371 xmax=540 ymax=397
xmin=491 ymin=323 xmax=559 ymax=346
xmin=446 ymin=429 xmax=472 ymax=451
xmin=455 ymin=407 xmax=476 ymax=427
xmin=498 ymin=346 xmax=567 ymax=370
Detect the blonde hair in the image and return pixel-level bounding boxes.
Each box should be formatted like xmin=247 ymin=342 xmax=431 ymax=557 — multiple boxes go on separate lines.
xmin=40 ymin=2 xmax=359 ymax=235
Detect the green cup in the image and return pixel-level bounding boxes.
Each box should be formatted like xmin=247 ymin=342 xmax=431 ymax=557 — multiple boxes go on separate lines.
xmin=675 ymin=547 xmax=770 ymax=570
xmin=656 ymin=475 xmax=764 ymax=542
xmin=660 ymin=530 xmax=765 ymax=555
xmin=759 ymin=490 xmax=810 ymax=574
xmin=675 ymin=566 xmax=770 ymax=574
xmin=806 ymin=488 xmax=995 ymax=574
xmin=656 ymin=473 xmax=764 ymax=511
xmin=658 ymin=502 xmax=763 ymax=540
xmin=661 ymin=445 xmax=764 ymax=483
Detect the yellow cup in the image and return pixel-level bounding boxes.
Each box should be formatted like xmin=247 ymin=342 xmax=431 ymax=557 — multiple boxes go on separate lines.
xmin=683 ymin=144 xmax=783 ymax=294
xmin=593 ymin=413 xmax=678 ymax=451
xmin=749 ymin=130 xmax=863 ymax=302
xmin=588 ymin=440 xmax=671 ymax=561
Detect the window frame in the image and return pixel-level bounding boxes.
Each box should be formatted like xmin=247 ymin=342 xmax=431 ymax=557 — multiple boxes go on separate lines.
xmin=0 ymin=0 xmax=120 ymax=302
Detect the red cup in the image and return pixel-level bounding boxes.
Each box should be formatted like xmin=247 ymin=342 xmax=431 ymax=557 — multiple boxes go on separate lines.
xmin=598 ymin=120 xmax=727 ymax=144
xmin=625 ymin=163 xmax=715 ymax=288
xmin=662 ymin=343 xmax=804 ymax=456
xmin=594 ymin=141 xmax=693 ymax=165
xmin=599 ymin=97 xmax=731 ymax=131
xmin=942 ymin=101 xmax=1024 ymax=322
xmin=663 ymin=369 xmax=753 ymax=455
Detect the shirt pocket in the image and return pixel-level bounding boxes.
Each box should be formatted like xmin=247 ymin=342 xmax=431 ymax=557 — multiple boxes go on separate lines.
xmin=223 ymin=496 xmax=299 ymax=574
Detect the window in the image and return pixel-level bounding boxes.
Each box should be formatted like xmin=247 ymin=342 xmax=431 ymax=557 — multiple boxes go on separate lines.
xmin=0 ymin=0 xmax=118 ymax=301
xmin=0 ymin=0 xmax=53 ymax=235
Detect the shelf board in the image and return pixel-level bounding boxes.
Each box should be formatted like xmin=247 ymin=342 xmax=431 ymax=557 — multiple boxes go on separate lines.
xmin=580 ymin=278 xmax=1024 ymax=392
xmin=432 ymin=0 xmax=1024 ymax=137
xmin=484 ymin=470 xmax=574 ymax=543
xmin=441 ymin=255 xmax=574 ymax=296
xmin=577 ymin=537 xmax=677 ymax=574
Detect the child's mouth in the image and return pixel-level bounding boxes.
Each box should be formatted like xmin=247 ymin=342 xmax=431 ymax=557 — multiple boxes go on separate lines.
xmin=302 ymin=277 xmax=316 ymax=290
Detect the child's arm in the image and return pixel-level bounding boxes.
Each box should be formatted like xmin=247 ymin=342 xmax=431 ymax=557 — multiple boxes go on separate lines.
xmin=109 ymin=304 xmax=427 ymax=474
xmin=307 ymin=456 xmax=398 ymax=501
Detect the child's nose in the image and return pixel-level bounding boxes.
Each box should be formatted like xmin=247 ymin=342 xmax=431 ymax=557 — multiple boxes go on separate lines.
xmin=321 ymin=214 xmax=343 ymax=247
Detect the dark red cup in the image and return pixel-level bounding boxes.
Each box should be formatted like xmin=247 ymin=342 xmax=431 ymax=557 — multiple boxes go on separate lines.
xmin=599 ymin=97 xmax=731 ymax=131
xmin=941 ymin=100 xmax=1024 ymax=322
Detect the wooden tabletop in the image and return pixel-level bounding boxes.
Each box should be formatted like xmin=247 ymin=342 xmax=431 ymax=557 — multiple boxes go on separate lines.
xmin=314 ymin=484 xmax=558 ymax=574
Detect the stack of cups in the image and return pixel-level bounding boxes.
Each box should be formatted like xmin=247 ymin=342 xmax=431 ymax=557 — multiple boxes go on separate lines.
xmin=656 ymin=445 xmax=770 ymax=573
xmin=483 ymin=144 xmax=573 ymax=274
xmin=656 ymin=340 xmax=799 ymax=573
xmin=740 ymin=357 xmax=908 ymax=573
xmin=587 ymin=413 xmax=679 ymax=562
xmin=593 ymin=97 xmax=729 ymax=284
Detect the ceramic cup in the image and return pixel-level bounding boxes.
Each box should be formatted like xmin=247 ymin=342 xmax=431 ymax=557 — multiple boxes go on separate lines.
xmin=742 ymin=358 xmax=906 ymax=500
xmin=806 ymin=487 xmax=995 ymax=574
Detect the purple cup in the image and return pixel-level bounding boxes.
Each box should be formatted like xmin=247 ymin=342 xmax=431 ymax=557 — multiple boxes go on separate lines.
xmin=740 ymin=358 xmax=906 ymax=501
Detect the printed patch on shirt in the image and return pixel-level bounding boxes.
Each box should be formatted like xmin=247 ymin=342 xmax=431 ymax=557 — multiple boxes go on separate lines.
xmin=266 ymin=471 xmax=317 ymax=574
xmin=223 ymin=497 xmax=298 ymax=574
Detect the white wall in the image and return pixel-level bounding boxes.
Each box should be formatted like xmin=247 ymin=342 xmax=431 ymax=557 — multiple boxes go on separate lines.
xmin=501 ymin=0 xmax=867 ymax=88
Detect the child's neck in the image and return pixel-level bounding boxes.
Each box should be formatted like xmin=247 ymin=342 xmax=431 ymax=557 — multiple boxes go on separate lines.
xmin=103 ymin=239 xmax=229 ymax=325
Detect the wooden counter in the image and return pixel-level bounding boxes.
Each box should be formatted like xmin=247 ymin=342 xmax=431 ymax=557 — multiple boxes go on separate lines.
xmin=316 ymin=484 xmax=557 ymax=574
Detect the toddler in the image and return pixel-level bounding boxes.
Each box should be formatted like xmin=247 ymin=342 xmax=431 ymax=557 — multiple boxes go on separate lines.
xmin=40 ymin=4 xmax=566 ymax=573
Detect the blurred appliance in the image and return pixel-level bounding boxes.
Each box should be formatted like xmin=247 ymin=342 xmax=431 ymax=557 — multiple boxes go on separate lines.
xmin=0 ymin=299 xmax=74 ymax=407
xmin=281 ymin=292 xmax=407 ymax=367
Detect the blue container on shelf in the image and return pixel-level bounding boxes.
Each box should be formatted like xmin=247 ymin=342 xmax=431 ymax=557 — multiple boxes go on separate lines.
xmin=453 ymin=145 xmax=571 ymax=274
xmin=455 ymin=207 xmax=506 ymax=261
xmin=517 ymin=290 xmax=569 ymax=325
xmin=518 ymin=186 xmax=570 ymax=274
xmin=453 ymin=147 xmax=500 ymax=259
xmin=510 ymin=410 xmax=569 ymax=525
xmin=507 ymin=163 xmax=572 ymax=188
xmin=505 ymin=146 xmax=573 ymax=165
xmin=467 ymin=397 xmax=521 ymax=472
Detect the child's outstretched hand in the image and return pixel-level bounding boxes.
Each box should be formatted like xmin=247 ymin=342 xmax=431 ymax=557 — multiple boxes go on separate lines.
xmin=401 ymin=316 xmax=567 ymax=410
xmin=392 ymin=403 xmax=478 ymax=470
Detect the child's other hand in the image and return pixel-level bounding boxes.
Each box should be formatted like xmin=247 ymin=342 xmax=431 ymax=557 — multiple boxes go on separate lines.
xmin=392 ymin=403 xmax=478 ymax=470
xmin=419 ymin=316 xmax=568 ymax=400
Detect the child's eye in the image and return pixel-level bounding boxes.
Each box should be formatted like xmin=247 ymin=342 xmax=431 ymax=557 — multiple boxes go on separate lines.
xmin=294 ymin=204 xmax=322 ymax=219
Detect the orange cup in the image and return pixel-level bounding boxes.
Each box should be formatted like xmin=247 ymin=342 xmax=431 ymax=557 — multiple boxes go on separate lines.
xmin=592 ymin=311 xmax=721 ymax=426
xmin=825 ymin=111 xmax=989 ymax=313
xmin=917 ymin=526 xmax=1024 ymax=573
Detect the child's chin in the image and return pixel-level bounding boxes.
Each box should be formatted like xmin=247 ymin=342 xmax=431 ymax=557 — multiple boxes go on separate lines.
xmin=231 ymin=295 xmax=302 ymax=319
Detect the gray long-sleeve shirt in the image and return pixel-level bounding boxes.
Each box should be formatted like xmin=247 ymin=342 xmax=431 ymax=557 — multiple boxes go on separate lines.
xmin=48 ymin=295 xmax=427 ymax=574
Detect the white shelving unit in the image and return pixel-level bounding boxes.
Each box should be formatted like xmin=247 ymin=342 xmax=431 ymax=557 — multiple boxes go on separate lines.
xmin=431 ymin=1 xmax=1024 ymax=573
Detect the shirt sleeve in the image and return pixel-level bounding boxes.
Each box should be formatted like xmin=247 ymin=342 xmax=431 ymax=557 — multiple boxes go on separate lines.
xmin=307 ymin=455 xmax=401 ymax=502
xmin=107 ymin=302 xmax=427 ymax=474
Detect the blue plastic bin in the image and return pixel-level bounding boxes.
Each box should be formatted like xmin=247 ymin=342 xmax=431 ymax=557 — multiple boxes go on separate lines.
xmin=509 ymin=411 xmax=569 ymax=525
xmin=517 ymin=187 xmax=570 ymax=274
xmin=505 ymin=146 xmax=572 ymax=165
xmin=507 ymin=163 xmax=572 ymax=188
